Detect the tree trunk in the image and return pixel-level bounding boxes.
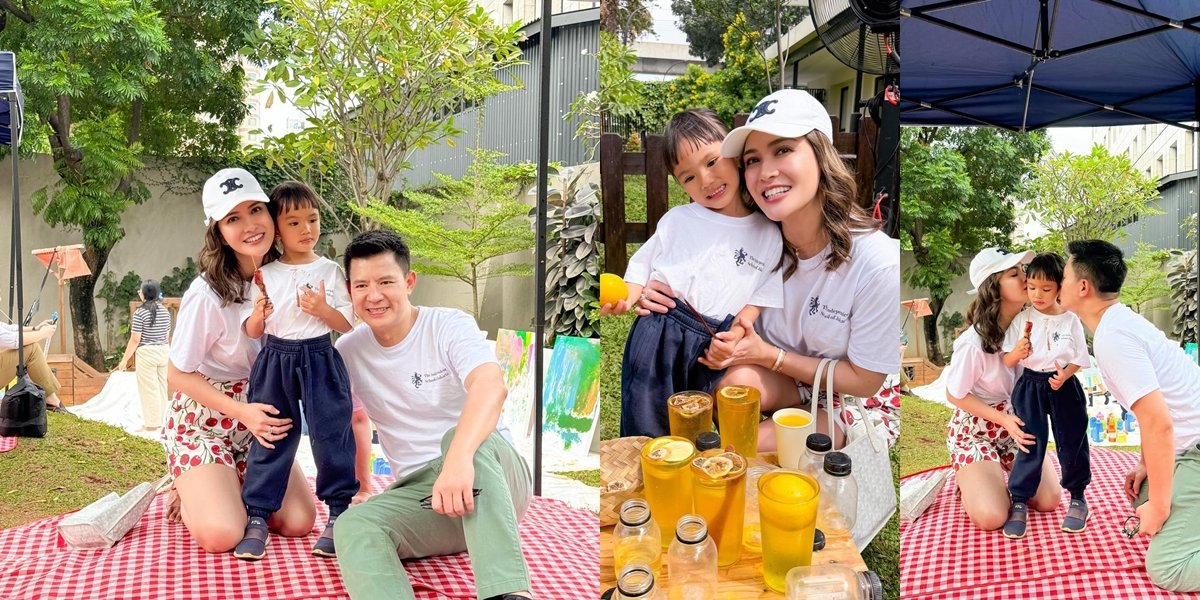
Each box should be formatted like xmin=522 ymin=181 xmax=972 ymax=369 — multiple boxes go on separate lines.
xmin=923 ymin=295 xmax=946 ymax=366
xmin=70 ymin=244 xmax=111 ymax=370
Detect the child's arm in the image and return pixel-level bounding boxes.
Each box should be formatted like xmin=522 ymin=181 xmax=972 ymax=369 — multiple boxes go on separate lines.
xmin=707 ymin=305 xmax=759 ymax=362
xmin=1002 ymin=342 xmax=1030 ymax=368
xmin=1048 ymin=362 xmax=1081 ymax=390
xmin=243 ymin=295 xmax=272 ymax=339
xmin=300 ymin=281 xmax=353 ymax=333
xmin=601 ymin=281 xmax=643 ymax=317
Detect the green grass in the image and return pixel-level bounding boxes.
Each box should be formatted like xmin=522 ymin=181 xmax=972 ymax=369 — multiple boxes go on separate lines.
xmin=0 ymin=412 xmax=165 ymax=528
xmin=599 ymin=311 xmax=900 ymax=599
xmin=553 ymin=469 xmax=600 ymax=487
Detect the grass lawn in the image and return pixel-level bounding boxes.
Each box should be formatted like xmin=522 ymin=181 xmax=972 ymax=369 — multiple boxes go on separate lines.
xmin=0 ymin=412 xmax=165 ymax=529
xmin=599 ymin=312 xmax=900 ymax=600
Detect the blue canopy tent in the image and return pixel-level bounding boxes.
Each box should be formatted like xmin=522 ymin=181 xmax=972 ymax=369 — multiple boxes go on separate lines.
xmin=901 ymin=0 xmax=1200 ymax=341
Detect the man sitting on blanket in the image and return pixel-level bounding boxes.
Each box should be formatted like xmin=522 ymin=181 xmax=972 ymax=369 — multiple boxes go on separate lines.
xmin=333 ymin=230 xmax=534 ymax=600
xmin=1060 ymin=239 xmax=1200 ymax=592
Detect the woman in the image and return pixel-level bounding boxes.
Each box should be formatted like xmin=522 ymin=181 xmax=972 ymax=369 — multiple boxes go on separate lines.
xmin=117 ymin=280 xmax=172 ymax=431
xmin=164 ymin=168 xmax=315 ymax=552
xmin=639 ymin=89 xmax=900 ymax=449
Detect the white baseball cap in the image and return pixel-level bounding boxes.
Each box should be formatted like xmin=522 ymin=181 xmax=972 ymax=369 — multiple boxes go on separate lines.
xmin=968 ymin=248 xmax=1034 ymax=295
xmin=202 ymin=168 xmax=269 ymax=225
xmin=721 ymin=89 xmax=834 ymax=158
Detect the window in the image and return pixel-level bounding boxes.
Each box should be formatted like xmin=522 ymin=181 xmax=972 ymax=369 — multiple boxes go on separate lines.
xmin=248 ymin=117 xmax=259 ymax=128
xmin=1155 ymin=156 xmax=1163 ymax=178
xmin=1169 ymin=144 xmax=1178 ymax=173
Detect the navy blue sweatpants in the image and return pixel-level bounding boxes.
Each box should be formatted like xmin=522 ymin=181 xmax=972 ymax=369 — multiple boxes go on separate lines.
xmin=619 ymin=301 xmax=733 ymax=438
xmin=1008 ymin=368 xmax=1091 ymax=503
xmin=242 ymin=335 xmax=358 ymax=520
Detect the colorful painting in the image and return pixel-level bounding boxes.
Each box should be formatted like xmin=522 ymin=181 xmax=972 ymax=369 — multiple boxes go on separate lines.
xmin=495 ymin=329 xmax=536 ymax=443
xmin=542 ymin=335 xmax=601 ymax=455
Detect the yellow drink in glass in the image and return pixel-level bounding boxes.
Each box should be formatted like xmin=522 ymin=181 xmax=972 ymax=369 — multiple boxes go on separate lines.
xmin=758 ymin=470 xmax=820 ymax=593
xmin=775 ymin=413 xmax=811 ymax=428
xmin=667 ymin=391 xmax=714 ymax=446
xmin=716 ymin=385 xmax=761 ymax=458
xmin=640 ymin=436 xmax=696 ymax=549
xmin=690 ymin=451 xmax=747 ymax=567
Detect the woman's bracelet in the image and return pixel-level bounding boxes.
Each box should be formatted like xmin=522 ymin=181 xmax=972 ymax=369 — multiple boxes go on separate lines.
xmin=770 ymin=347 xmax=787 ymax=372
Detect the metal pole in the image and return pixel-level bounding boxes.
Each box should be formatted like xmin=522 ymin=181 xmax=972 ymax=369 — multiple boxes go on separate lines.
xmin=1194 ymin=80 xmax=1199 ymax=347
xmin=533 ymin=0 xmax=553 ymax=497
xmin=10 ymin=91 xmax=24 ymax=370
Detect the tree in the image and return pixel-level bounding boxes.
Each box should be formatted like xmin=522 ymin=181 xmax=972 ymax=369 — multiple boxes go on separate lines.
xmin=1021 ymin=146 xmax=1162 ymax=252
xmin=664 ymin=15 xmax=773 ymax=126
xmin=1184 ymin=213 xmax=1197 ymax=244
xmin=1122 ymin=243 xmax=1173 ymax=314
xmin=350 ymin=148 xmax=536 ymax=319
xmin=901 ymin=127 xmax=1051 ymax=363
xmin=671 ymin=0 xmax=805 ymax=90
xmin=252 ymin=0 xmax=524 ymax=230
xmin=2 ymin=0 xmax=263 ymax=368
xmin=600 ymin=0 xmax=654 ymax=45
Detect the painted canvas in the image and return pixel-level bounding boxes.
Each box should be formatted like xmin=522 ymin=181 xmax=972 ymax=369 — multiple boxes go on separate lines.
xmin=494 ymin=329 xmax=536 ymax=444
xmin=542 ymin=335 xmax=601 ymax=455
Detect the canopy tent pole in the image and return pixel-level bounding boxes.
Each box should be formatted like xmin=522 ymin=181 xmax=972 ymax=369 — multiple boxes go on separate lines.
xmin=532 ymin=0 xmax=553 ymax=497
xmin=1195 ymin=79 xmax=1199 ymax=346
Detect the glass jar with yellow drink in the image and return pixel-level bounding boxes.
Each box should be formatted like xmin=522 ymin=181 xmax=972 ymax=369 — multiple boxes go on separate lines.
xmin=741 ymin=464 xmax=773 ymax=554
xmin=667 ymin=391 xmax=714 ymax=445
xmin=716 ymin=385 xmax=761 ymax=458
xmin=612 ymin=499 xmax=662 ymax=580
xmin=690 ymin=450 xmax=747 ymax=567
xmin=640 ymin=436 xmax=696 ymax=549
xmin=758 ymin=469 xmax=820 ymax=593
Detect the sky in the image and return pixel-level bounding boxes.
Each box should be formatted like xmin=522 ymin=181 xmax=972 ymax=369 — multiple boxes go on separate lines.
xmin=646 ymin=0 xmax=687 ymax=45
xmin=1046 ymin=127 xmax=1097 ymax=154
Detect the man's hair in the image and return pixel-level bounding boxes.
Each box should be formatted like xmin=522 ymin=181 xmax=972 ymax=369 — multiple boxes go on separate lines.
xmin=1026 ymin=252 xmax=1065 ymax=285
xmin=343 ymin=229 xmax=411 ymax=276
xmin=1066 ymin=239 xmax=1126 ymax=295
xmin=662 ymin=108 xmax=728 ymax=174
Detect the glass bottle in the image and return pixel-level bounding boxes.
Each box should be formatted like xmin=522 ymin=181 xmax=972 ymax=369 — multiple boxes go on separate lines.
xmin=786 ymin=565 xmax=884 ymax=600
xmin=741 ymin=464 xmax=774 ymax=554
xmin=667 ymin=514 xmax=718 ymax=600
xmin=796 ymin=433 xmax=832 ymax=480
xmin=613 ymin=499 xmax=662 ymax=580
xmin=615 ymin=562 xmax=658 ymax=599
xmin=816 ymin=451 xmax=857 ymax=540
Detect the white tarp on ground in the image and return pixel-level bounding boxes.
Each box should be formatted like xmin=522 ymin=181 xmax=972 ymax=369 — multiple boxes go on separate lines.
xmin=70 ymin=371 xmax=145 ymax=433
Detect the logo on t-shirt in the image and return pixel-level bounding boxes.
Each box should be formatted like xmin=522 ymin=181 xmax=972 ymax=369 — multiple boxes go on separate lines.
xmin=808 ymin=296 xmax=820 ymax=316
xmin=411 ymin=372 xmax=423 ymax=388
xmin=733 ymin=247 xmax=766 ymax=272
xmin=1052 ymin=332 xmax=1061 ymax=343
xmin=735 ymin=248 xmax=747 ymax=266
xmin=809 ymin=296 xmax=850 ymax=324
xmin=410 ymin=368 xmax=451 ymax=390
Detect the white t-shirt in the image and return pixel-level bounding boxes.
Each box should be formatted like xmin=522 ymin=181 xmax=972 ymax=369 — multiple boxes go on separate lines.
xmin=945 ymin=327 xmax=1016 ymax=407
xmin=169 ymin=276 xmax=259 ymax=382
xmin=1002 ymin=306 xmax=1090 ymax=373
xmin=1092 ymin=303 xmax=1200 ymax=454
xmin=758 ymin=230 xmax=900 ymax=376
xmin=0 ymin=323 xmax=21 ymax=351
xmin=335 ymin=307 xmax=514 ymax=478
xmin=624 ymin=203 xmax=784 ymax=318
xmin=251 ymin=257 xmax=354 ymax=339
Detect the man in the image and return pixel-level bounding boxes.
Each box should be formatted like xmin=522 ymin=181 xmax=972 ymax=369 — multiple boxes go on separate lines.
xmin=1 ymin=319 xmax=69 ymax=412
xmin=333 ymin=230 xmax=533 ymax=600
xmin=1060 ymin=239 xmax=1200 ymax=592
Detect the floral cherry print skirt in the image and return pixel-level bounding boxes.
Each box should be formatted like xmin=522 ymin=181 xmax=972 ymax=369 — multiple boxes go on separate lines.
xmin=162 ymin=376 xmax=253 ymax=482
xmin=946 ymin=399 xmax=1019 ymax=472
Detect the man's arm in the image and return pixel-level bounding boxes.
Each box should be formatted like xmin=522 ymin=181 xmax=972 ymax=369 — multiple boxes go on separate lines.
xmin=1131 ymin=390 xmax=1175 ymax=536
xmin=432 ymin=362 xmax=508 ymax=517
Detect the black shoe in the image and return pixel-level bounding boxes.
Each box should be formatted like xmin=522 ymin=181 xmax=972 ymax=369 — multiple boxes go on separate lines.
xmin=1003 ymin=502 xmax=1028 ymax=539
xmin=45 ymin=403 xmax=70 ymax=414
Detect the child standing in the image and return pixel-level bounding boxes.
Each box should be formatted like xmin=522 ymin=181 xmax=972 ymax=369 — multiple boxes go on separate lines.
xmin=604 ymin=108 xmax=784 ymax=438
xmin=234 ymin=181 xmax=358 ymax=561
xmin=1001 ymin=252 xmax=1092 ymax=538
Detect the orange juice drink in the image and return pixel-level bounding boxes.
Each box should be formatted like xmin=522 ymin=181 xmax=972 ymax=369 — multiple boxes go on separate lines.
xmin=667 ymin=391 xmax=714 ymax=445
xmin=758 ymin=470 xmax=820 ymax=593
xmin=690 ymin=451 xmax=747 ymax=566
xmin=716 ymin=385 xmax=761 ymax=458
xmin=640 ymin=436 xmax=696 ymax=549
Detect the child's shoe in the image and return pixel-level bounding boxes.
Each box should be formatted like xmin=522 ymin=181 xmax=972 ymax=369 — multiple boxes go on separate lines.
xmin=312 ymin=520 xmax=336 ymax=558
xmin=233 ymin=516 xmax=270 ymax=561
xmin=1062 ymin=498 xmax=1089 ymax=533
xmin=1003 ymin=502 xmax=1028 ymax=539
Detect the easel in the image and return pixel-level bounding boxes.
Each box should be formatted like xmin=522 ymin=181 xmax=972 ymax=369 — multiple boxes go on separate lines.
xmin=31 ymin=245 xmax=91 ymax=354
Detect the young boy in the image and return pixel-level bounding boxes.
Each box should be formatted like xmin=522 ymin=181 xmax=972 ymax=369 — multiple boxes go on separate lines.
xmin=604 ymin=108 xmax=783 ymax=438
xmin=1000 ymin=252 xmax=1091 ymax=539
xmin=1060 ymin=240 xmax=1200 ymax=592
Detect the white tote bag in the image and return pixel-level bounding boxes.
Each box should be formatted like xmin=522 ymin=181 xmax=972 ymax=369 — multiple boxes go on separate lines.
xmin=812 ymin=357 xmax=897 ymax=550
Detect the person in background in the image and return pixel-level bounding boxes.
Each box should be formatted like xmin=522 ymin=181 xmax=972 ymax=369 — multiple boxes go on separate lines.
xmin=117 ymin=279 xmax=172 ymax=431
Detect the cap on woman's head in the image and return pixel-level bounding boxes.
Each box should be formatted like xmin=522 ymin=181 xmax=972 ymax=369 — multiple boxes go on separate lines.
xmin=968 ymin=248 xmax=1034 ymax=295
xmin=720 ymin=89 xmax=834 ymax=158
xmin=202 ymin=168 xmax=268 ymax=225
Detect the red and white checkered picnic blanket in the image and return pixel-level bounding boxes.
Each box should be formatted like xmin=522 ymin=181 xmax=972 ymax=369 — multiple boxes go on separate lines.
xmin=900 ymin=448 xmax=1200 ymax=599
xmin=0 ymin=475 xmax=599 ymax=599
xmin=0 ymin=436 xmax=15 ymax=453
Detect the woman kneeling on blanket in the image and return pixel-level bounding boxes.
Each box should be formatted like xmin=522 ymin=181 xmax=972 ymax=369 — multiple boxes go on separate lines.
xmin=163 ymin=169 xmax=316 ymax=551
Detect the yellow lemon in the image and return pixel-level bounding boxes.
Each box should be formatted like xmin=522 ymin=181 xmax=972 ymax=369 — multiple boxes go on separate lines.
xmin=599 ymin=273 xmax=628 ymax=308
xmin=720 ymin=385 xmax=749 ymax=399
xmin=762 ymin=472 xmax=817 ymax=501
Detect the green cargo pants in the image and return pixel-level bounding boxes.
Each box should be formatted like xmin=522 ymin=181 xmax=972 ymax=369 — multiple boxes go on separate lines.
xmin=335 ymin=428 xmax=533 ymax=599
xmin=1134 ymin=443 xmax=1200 ymax=592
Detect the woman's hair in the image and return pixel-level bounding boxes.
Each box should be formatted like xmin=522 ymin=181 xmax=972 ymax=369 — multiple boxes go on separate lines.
xmin=138 ymin=279 xmax=162 ymax=328
xmin=198 ymin=217 xmax=280 ymax=307
xmin=963 ymin=271 xmax=1006 ymax=354
xmin=773 ymin=130 xmax=877 ymax=279
xmin=268 ymin=180 xmax=322 ymax=220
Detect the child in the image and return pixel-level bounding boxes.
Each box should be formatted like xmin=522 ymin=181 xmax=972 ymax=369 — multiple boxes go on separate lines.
xmin=1061 ymin=240 xmax=1200 ymax=592
xmin=605 ymin=108 xmax=783 ymax=438
xmin=1000 ymin=252 xmax=1091 ymax=538
xmin=234 ymin=181 xmax=358 ymax=561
